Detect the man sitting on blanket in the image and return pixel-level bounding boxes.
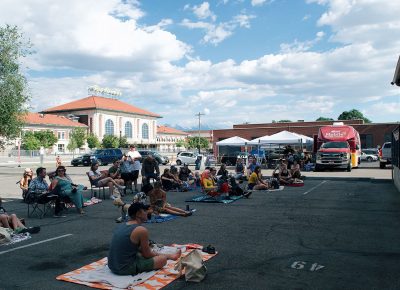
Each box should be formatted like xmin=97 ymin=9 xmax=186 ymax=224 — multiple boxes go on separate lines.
xmin=108 ymin=202 xmax=181 ymax=275
xmin=149 ymin=182 xmax=192 ymax=217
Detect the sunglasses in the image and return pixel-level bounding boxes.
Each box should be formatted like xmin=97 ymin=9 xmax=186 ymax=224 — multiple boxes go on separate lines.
xmin=57 ymin=169 xmax=65 ymax=172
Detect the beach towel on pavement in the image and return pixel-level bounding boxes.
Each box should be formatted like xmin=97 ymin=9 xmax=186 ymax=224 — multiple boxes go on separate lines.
xmin=67 ymin=197 xmax=103 ymax=208
xmin=186 ymin=194 xmax=243 ymax=204
xmin=267 ymin=186 xmax=285 ymax=191
xmin=56 ymin=243 xmax=217 ymax=290
xmin=145 ymin=213 xmax=179 ymax=223
xmin=1 ymin=233 xmax=31 ymax=246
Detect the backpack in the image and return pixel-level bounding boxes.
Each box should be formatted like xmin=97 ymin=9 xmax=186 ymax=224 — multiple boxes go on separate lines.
xmin=270 ymin=178 xmax=280 ymax=189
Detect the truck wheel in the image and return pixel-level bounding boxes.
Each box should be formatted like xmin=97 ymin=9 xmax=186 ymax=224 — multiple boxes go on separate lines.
xmin=380 ymin=162 xmax=386 ymax=169
xmin=176 ymin=160 xmax=182 ymax=166
xmin=367 ymin=156 xmax=372 ymax=162
xmin=314 ymin=164 xmax=321 ymax=172
xmin=347 ymin=163 xmax=352 ymax=172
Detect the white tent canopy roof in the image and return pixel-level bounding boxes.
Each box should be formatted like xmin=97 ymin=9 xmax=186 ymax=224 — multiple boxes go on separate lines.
xmin=248 ymin=130 xmax=313 ymax=145
xmin=216 ymin=136 xmax=249 ymax=146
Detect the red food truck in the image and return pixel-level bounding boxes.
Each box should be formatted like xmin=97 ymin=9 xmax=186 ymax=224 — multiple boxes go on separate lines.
xmin=314 ymin=122 xmax=361 ymax=171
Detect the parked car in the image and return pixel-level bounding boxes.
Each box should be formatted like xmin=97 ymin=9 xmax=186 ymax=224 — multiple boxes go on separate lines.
xmin=176 ymin=152 xmax=198 ymax=165
xmin=379 ymin=142 xmax=392 ymax=168
xmin=362 ymin=148 xmax=379 ymax=157
xmin=89 ymin=148 xmax=123 ymax=166
xmin=360 ymin=152 xmax=378 ymax=162
xmin=138 ymin=150 xmax=169 ymax=165
xmin=70 ymin=154 xmax=92 ymax=166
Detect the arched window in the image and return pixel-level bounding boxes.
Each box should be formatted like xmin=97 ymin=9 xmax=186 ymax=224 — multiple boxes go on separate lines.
xmin=105 ymin=119 xmax=114 ymax=136
xmin=142 ymin=123 xmax=149 ymax=139
xmin=125 ymin=121 xmax=132 ymax=138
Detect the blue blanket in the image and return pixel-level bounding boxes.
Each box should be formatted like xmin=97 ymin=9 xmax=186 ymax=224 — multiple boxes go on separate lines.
xmin=186 ymin=194 xmax=243 ymax=204
xmin=145 ymin=214 xmax=179 ymax=223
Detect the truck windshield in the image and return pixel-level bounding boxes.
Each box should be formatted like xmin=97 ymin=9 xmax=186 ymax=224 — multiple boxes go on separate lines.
xmin=321 ymin=141 xmax=348 ymax=149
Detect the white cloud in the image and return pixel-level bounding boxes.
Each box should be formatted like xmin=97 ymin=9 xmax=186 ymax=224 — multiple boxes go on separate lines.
xmin=192 ymin=2 xmax=217 ymax=21
xmin=181 ymin=12 xmax=255 ymax=45
xmin=1 ymin=0 xmax=399 ymax=128
xmin=0 ymin=0 xmax=189 ymax=72
xmin=251 ymin=0 xmax=267 ymax=7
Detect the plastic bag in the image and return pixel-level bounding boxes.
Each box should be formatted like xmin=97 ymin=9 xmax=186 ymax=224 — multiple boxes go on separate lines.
xmin=174 ymin=249 xmax=207 ymax=282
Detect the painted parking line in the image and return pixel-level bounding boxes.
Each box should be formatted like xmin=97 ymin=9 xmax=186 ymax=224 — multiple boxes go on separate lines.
xmin=302 ymin=180 xmax=328 ymax=195
xmin=0 ymin=234 xmax=73 ymax=255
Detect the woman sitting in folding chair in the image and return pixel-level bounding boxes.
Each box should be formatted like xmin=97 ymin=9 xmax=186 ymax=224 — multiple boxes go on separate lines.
xmin=51 ymin=166 xmax=86 ymax=215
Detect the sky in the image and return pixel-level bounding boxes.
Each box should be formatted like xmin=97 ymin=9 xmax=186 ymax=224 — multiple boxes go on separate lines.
xmin=1 ymin=0 xmax=399 ymax=129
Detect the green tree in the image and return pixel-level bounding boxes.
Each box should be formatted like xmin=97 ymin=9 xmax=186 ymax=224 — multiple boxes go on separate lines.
xmin=67 ymin=138 xmax=77 ymax=153
xmin=87 ymin=133 xmax=100 ymax=149
xmin=316 ymin=117 xmax=334 ymax=121
xmin=70 ymin=127 xmax=86 ymax=148
xmin=34 ymin=130 xmax=58 ymax=148
xmin=175 ymin=139 xmax=186 ymax=149
xmin=21 ymin=131 xmax=40 ymax=150
xmin=102 ymin=135 xmax=119 ymax=148
xmin=338 ymin=109 xmax=371 ymax=123
xmin=0 ymin=25 xmax=32 ymax=148
xmin=277 ymin=120 xmax=292 ymax=123
xmin=186 ymin=136 xmax=209 ymax=150
xmin=119 ymin=136 xmax=129 ymax=148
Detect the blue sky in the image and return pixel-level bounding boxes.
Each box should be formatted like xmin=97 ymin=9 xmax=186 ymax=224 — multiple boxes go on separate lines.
xmin=0 ymin=0 xmax=399 ymax=129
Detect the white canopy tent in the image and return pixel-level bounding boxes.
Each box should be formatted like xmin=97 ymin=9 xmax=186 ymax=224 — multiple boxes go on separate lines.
xmin=248 ymin=130 xmax=312 ymax=145
xmin=216 ymin=136 xmax=249 ymax=146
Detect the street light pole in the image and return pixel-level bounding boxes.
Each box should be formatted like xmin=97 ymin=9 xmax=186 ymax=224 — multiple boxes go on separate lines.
xmin=195 ymin=112 xmax=205 ymax=154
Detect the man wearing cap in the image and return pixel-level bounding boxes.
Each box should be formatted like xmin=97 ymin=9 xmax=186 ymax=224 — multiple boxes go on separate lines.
xmin=108 ymin=203 xmax=181 ymax=275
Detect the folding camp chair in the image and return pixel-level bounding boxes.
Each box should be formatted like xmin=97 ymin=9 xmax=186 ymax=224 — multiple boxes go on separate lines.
xmin=26 ymin=190 xmax=58 ymax=219
xmin=86 ymin=172 xmax=107 ymax=199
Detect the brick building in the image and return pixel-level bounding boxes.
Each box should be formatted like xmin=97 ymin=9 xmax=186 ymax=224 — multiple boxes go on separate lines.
xmin=213 ymin=120 xmax=399 ymax=154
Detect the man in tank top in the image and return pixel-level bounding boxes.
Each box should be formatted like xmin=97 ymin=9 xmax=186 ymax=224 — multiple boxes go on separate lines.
xmin=108 ymin=202 xmax=181 ymax=275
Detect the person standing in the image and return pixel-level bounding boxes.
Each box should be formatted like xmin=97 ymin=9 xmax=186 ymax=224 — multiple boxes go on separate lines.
xmin=56 ymin=155 xmax=62 ymax=168
xmin=141 ymin=155 xmax=160 ymax=186
xmin=127 ymin=145 xmax=141 ymax=160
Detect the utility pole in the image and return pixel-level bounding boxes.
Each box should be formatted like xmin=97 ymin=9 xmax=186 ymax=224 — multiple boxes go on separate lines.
xmin=195 ymin=112 xmax=205 ymax=154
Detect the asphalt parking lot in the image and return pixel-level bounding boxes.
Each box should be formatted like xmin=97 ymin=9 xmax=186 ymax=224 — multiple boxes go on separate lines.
xmin=1 ymin=172 xmax=400 ymax=290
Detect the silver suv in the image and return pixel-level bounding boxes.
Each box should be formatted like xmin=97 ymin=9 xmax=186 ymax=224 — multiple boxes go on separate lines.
xmin=176 ymin=152 xmax=198 ymax=165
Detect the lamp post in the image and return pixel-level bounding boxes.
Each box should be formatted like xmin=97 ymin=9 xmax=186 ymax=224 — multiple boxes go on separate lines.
xmin=195 ymin=112 xmax=205 ymax=154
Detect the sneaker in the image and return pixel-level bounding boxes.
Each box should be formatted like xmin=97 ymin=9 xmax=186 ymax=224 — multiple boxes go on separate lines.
xmin=243 ymin=191 xmax=252 ymax=198
xmin=53 ymin=214 xmax=67 ymax=218
xmin=20 ymin=226 xmax=41 ymax=234
xmin=115 ymin=217 xmax=123 ymax=223
xmin=118 ymin=185 xmax=126 ymax=190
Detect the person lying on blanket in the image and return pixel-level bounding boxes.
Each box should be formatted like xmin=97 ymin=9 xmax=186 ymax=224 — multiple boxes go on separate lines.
xmin=149 ymin=182 xmax=192 ymax=217
xmin=0 ymin=197 xmax=40 ymax=234
xmin=248 ymin=166 xmax=270 ymax=190
xmin=108 ymin=202 xmax=181 ymax=275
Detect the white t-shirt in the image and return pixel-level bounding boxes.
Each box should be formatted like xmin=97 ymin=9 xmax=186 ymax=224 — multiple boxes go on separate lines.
xmin=127 ymin=150 xmax=141 ymax=159
xmin=89 ymin=169 xmax=101 ymax=178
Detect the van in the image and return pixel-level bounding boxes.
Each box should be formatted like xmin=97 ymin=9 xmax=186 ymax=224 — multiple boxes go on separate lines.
xmin=89 ymin=149 xmax=123 ymax=166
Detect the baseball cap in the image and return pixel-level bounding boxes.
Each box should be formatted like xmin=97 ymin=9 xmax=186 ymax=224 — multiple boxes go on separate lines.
xmin=128 ymin=202 xmax=150 ymax=218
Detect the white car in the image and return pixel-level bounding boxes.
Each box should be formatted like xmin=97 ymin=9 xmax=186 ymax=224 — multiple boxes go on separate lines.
xmin=176 ymin=152 xmax=198 ymax=165
xmin=360 ymin=152 xmax=378 ymax=162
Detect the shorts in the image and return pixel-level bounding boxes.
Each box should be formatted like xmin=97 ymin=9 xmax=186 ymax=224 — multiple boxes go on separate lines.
xmin=248 ymin=183 xmax=255 ymax=190
xmin=116 ymin=254 xmax=154 ymax=275
xmin=121 ymin=172 xmax=134 ymax=182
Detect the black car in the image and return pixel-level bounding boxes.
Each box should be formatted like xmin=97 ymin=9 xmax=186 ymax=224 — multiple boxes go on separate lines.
xmin=138 ymin=150 xmax=169 ymax=165
xmin=70 ymin=154 xmax=92 ymax=166
xmin=82 ymin=148 xmax=123 ymax=166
